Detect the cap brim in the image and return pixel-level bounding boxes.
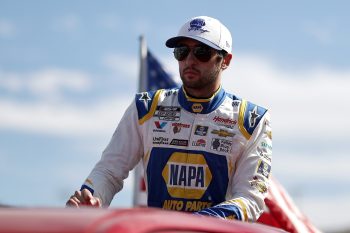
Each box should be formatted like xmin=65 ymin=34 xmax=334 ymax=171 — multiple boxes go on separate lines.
xmin=166 ymin=35 xmax=222 ymax=51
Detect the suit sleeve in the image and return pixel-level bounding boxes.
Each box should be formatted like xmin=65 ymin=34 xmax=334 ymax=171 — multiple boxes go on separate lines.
xmin=80 ymin=100 xmax=144 ymax=206
xmin=195 ymin=104 xmax=272 ymax=222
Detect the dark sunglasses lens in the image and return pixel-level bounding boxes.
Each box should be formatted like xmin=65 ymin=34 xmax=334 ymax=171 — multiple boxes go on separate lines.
xmin=174 ymin=47 xmax=190 ymax=61
xmin=193 ymin=46 xmax=212 ymax=62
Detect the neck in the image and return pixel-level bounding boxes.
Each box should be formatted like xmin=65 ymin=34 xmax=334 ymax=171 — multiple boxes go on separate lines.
xmin=183 ymin=85 xmax=221 ymax=99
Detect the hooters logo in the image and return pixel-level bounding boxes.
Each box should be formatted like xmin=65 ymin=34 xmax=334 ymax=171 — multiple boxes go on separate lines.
xmin=162 ymin=152 xmax=212 ymax=199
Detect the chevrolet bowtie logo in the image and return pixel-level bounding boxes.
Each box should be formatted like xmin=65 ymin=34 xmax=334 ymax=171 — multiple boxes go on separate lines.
xmin=211 ymin=129 xmax=235 ymax=137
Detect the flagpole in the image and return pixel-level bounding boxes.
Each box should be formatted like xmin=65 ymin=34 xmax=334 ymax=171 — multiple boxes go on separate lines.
xmin=133 ymin=35 xmax=148 ymax=207
xmin=138 ymin=35 xmax=148 ymax=92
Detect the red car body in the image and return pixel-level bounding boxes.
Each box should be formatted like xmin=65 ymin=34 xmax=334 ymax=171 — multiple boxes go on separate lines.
xmin=0 ymin=207 xmax=286 ymax=233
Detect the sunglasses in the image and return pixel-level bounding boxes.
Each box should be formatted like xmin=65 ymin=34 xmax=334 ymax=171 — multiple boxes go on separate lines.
xmin=173 ymin=45 xmax=221 ymax=62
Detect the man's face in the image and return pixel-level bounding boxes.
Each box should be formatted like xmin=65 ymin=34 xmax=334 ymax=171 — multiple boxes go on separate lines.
xmin=176 ymin=39 xmax=225 ymax=92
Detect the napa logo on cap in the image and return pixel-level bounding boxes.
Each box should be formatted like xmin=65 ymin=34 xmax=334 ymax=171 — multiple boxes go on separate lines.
xmin=162 ymin=152 xmax=212 ymax=199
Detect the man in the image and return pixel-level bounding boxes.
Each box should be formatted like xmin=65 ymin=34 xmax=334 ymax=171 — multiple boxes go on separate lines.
xmin=66 ymin=16 xmax=272 ymax=222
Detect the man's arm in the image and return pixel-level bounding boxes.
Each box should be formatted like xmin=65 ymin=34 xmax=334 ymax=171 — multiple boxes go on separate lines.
xmin=196 ymin=110 xmax=272 ymax=221
xmin=66 ymin=100 xmax=144 ymax=207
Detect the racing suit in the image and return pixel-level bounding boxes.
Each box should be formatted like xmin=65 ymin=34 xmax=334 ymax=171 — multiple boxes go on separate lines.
xmin=81 ymin=86 xmax=272 ymax=222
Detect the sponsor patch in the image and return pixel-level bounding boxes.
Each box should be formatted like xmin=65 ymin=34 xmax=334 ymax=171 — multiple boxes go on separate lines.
xmin=188 ymin=18 xmax=209 ymax=33
xmin=211 ymin=138 xmax=232 ymax=153
xmin=170 ymin=139 xmax=189 ymax=147
xmin=249 ymin=176 xmax=268 ymax=194
xmin=232 ymin=100 xmax=240 ymax=113
xmin=162 ymin=152 xmax=212 ymax=199
xmin=256 ymin=160 xmax=271 ymax=178
xmin=192 ymin=139 xmax=206 ymax=147
xmin=257 ymin=147 xmax=272 ymax=162
xmin=192 ymin=103 xmax=203 ymax=113
xmin=172 ymin=122 xmax=191 ymax=134
xmin=266 ymin=130 xmax=272 ymax=139
xmin=211 ymin=129 xmax=235 ymax=138
xmin=154 ymin=106 xmax=181 ymax=121
xmin=164 ymin=89 xmax=177 ymax=97
xmin=213 ymin=116 xmax=237 ymax=129
xmin=260 ymin=141 xmax=272 ymax=151
xmin=153 ymin=121 xmax=168 ymax=132
xmin=194 ymin=125 xmax=208 ymax=136
xmin=153 ymin=136 xmax=169 ymax=145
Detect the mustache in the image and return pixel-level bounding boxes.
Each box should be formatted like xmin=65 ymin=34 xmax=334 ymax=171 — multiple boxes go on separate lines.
xmin=183 ymin=66 xmax=200 ymax=73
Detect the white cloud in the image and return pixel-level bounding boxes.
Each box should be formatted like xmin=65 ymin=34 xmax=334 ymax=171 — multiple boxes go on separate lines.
xmin=0 ymin=68 xmax=91 ymax=101
xmin=0 ymin=19 xmax=16 ymax=38
xmin=223 ymin=54 xmax=350 ymax=139
xmin=28 ymin=68 xmax=91 ymax=98
xmin=0 ymin=71 xmax=22 ymax=91
xmin=0 ymin=96 xmax=130 ymax=136
xmin=101 ymin=53 xmax=138 ymax=79
xmin=0 ymin=67 xmax=122 ymax=136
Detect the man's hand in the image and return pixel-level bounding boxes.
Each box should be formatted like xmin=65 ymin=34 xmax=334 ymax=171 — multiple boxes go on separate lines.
xmin=66 ymin=189 xmax=101 ymax=208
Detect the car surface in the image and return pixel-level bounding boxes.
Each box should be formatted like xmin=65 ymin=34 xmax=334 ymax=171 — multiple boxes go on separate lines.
xmin=0 ymin=207 xmax=286 ymax=233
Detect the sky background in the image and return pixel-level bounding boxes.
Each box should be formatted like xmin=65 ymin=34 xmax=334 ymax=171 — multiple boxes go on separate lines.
xmin=1 ymin=1 xmax=349 ymax=232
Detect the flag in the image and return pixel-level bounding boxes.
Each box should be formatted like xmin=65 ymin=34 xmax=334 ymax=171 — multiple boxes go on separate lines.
xmin=146 ymin=51 xmax=178 ymax=91
xmin=137 ymin=35 xmax=178 ymax=93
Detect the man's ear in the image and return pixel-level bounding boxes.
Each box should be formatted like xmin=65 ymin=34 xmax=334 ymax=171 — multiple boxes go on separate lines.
xmin=222 ymin=53 xmax=232 ymax=70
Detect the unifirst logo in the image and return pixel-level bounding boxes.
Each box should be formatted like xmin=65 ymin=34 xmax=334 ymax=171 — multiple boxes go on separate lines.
xmin=162 ymin=152 xmax=212 ymax=199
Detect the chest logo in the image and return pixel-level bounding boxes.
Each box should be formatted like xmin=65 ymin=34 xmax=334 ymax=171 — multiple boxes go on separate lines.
xmin=191 ymin=103 xmax=203 ymax=113
xmin=154 ymin=106 xmax=181 ymax=121
xmin=162 ymin=152 xmax=212 ymax=199
xmin=211 ymin=129 xmax=235 ymax=137
xmin=194 ymin=125 xmax=208 ymax=136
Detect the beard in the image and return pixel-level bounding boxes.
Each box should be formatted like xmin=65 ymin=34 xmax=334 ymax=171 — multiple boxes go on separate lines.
xmin=180 ymin=63 xmax=221 ymax=90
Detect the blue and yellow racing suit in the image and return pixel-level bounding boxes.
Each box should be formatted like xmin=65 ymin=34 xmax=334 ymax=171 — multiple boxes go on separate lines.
xmin=81 ymin=86 xmax=272 ymax=222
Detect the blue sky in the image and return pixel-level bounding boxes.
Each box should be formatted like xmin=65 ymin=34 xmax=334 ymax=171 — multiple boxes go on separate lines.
xmin=1 ymin=1 xmax=350 ymax=232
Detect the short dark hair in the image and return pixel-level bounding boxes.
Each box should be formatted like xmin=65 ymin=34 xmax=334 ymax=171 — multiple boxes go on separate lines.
xmin=218 ymin=50 xmax=228 ymax=58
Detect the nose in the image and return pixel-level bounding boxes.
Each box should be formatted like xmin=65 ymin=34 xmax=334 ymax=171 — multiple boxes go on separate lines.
xmin=184 ymin=49 xmax=198 ymax=65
